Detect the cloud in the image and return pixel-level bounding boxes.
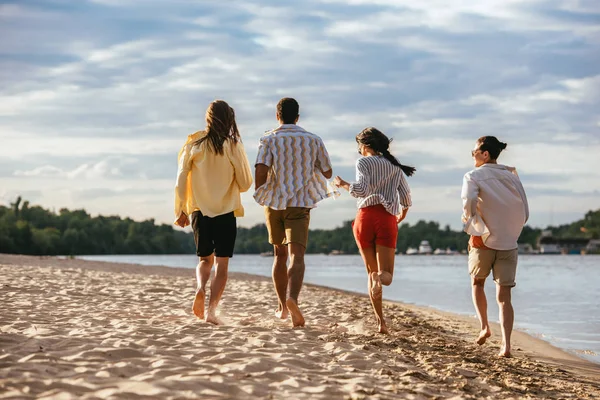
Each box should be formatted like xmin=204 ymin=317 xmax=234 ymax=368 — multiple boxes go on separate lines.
xmin=0 ymin=0 xmax=598 ymax=229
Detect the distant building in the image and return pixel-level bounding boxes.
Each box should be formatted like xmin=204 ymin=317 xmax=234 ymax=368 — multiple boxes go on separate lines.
xmin=518 ymin=243 xmax=534 ymax=254
xmin=586 ymin=240 xmax=600 ymax=254
xmin=538 ymin=235 xmax=590 ymax=255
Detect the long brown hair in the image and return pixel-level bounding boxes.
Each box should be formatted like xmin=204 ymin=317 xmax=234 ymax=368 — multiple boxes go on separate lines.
xmin=194 ymin=100 xmax=240 ymax=154
xmin=356 ymin=127 xmax=416 ymax=177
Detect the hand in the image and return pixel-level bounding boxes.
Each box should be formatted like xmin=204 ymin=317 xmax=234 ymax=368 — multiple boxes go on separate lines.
xmin=333 ymin=175 xmax=345 ymax=188
xmin=396 ymin=209 xmax=408 ymax=224
xmin=175 ymin=212 xmax=189 ymax=228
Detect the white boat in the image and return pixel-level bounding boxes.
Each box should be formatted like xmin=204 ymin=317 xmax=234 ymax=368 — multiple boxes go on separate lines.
xmin=418 ymin=240 xmax=433 ymax=254
xmin=405 ymin=247 xmax=419 ymax=255
xmin=446 ymin=248 xmax=460 ymax=255
xmin=433 ymin=248 xmax=445 ymax=255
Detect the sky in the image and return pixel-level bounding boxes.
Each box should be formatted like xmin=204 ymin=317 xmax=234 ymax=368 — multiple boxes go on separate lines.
xmin=1 ymin=0 xmax=599 ymax=231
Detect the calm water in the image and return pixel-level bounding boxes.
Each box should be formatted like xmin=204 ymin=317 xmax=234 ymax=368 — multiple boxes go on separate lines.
xmin=80 ymin=254 xmax=600 ymax=363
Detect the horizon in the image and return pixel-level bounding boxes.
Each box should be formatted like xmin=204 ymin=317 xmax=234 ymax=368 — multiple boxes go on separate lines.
xmin=1 ymin=1 xmax=599 ymax=230
xmin=3 ymin=196 xmax=597 ymax=233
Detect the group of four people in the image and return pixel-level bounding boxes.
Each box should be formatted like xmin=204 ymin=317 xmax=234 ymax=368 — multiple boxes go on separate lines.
xmin=174 ymin=97 xmax=529 ymax=358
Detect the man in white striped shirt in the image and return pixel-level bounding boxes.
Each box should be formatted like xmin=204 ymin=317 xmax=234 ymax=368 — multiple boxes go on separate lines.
xmin=254 ymin=98 xmax=335 ymax=327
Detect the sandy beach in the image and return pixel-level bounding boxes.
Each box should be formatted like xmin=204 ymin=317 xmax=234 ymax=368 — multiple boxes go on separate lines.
xmin=1 ymin=254 xmax=598 ymax=399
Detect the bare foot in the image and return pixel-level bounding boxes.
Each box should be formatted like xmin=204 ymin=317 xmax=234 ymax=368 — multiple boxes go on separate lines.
xmin=285 ymin=298 xmax=305 ymax=327
xmin=205 ymin=311 xmax=223 ymax=326
xmin=476 ymin=327 xmax=492 ymax=345
xmin=498 ymin=343 xmax=511 ymax=358
xmin=275 ymin=305 xmax=288 ymax=320
xmin=378 ymin=321 xmax=389 ymax=334
xmin=370 ymin=272 xmax=382 ymax=299
xmin=192 ymin=288 xmax=205 ymax=319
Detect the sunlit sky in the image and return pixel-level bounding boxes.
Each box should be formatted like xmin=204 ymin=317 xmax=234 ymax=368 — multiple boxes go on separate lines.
xmin=1 ymin=0 xmax=599 ymax=230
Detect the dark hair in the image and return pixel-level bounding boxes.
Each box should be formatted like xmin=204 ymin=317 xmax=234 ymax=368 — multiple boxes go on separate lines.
xmin=477 ymin=136 xmax=507 ymax=160
xmin=356 ymin=127 xmax=416 ymax=177
xmin=194 ymin=100 xmax=240 ymax=155
xmin=276 ymin=97 xmax=299 ymax=124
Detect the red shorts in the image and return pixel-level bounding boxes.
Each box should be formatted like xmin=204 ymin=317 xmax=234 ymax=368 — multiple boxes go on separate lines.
xmin=352 ymin=204 xmax=398 ymax=249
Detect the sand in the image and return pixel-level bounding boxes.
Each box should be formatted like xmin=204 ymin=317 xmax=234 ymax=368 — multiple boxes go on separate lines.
xmin=0 ymin=254 xmax=598 ymax=399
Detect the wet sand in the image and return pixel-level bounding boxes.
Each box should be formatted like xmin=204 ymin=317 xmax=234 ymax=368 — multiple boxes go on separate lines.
xmin=1 ymin=254 xmax=598 ymax=399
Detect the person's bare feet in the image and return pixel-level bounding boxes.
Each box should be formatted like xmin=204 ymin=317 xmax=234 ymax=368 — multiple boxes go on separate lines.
xmin=498 ymin=343 xmax=511 ymax=358
xmin=192 ymin=288 xmax=205 ymax=319
xmin=476 ymin=327 xmax=492 ymax=345
xmin=285 ymin=298 xmax=305 ymax=327
xmin=370 ymin=272 xmax=382 ymax=299
xmin=205 ymin=310 xmax=223 ymax=325
xmin=378 ymin=320 xmax=389 ymax=334
xmin=275 ymin=304 xmax=288 ymax=320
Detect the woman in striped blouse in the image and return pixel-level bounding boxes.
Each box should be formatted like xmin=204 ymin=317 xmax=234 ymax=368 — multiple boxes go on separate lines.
xmin=333 ymin=127 xmax=415 ymax=334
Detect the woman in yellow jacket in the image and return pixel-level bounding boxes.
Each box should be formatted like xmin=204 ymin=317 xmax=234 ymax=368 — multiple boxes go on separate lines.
xmin=174 ymin=100 xmax=253 ymax=325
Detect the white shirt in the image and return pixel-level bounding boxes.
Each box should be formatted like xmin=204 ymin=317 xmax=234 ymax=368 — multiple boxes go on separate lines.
xmin=254 ymin=124 xmax=335 ymax=210
xmin=349 ymin=156 xmax=412 ymax=216
xmin=461 ymin=163 xmax=529 ymax=250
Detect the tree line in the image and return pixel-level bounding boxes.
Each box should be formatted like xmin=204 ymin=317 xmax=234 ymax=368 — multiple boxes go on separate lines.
xmin=1 ymin=197 xmax=598 ymax=256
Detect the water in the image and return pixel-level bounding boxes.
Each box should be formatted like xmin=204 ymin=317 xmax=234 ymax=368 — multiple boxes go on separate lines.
xmin=80 ymin=254 xmax=600 ymax=363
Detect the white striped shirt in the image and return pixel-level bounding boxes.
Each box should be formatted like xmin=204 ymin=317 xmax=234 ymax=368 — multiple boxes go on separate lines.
xmin=254 ymin=124 xmax=335 ymax=210
xmin=349 ymin=156 xmax=412 ymax=216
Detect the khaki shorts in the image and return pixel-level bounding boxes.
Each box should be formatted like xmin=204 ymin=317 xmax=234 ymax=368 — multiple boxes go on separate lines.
xmin=468 ymin=246 xmax=518 ymax=287
xmin=265 ymin=207 xmax=311 ymax=248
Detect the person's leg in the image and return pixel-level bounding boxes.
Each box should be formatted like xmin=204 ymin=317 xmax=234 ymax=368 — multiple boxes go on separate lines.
xmin=265 ymin=207 xmax=288 ymax=319
xmin=359 ymin=246 xmax=387 ymax=334
xmin=374 ymin=207 xmax=397 ymax=286
xmin=496 ymin=285 xmax=513 ymax=357
xmin=192 ymin=255 xmax=214 ymax=319
xmin=375 ymin=245 xmax=395 ymax=286
xmin=273 ymin=244 xmax=289 ymax=319
xmin=286 ymin=242 xmax=306 ymax=327
xmin=493 ymin=249 xmax=517 ymax=357
xmin=204 ymin=212 xmax=236 ymax=325
xmin=284 ymin=207 xmax=310 ymax=327
xmin=472 ymin=277 xmax=491 ymax=344
xmin=468 ymin=247 xmax=494 ymax=345
xmin=206 ymin=256 xmax=229 ymax=325
xmin=191 ymin=211 xmax=214 ymax=319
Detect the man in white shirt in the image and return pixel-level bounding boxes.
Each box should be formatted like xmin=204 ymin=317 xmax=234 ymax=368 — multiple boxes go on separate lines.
xmin=461 ymin=136 xmax=529 ymax=358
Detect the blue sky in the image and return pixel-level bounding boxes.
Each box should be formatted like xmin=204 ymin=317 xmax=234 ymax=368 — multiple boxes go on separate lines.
xmin=1 ymin=0 xmax=599 ymax=230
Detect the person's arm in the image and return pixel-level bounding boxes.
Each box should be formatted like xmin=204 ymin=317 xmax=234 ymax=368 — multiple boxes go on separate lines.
xmin=255 ymin=164 xmax=269 ymax=190
xmin=396 ymin=207 xmax=409 ymax=224
xmin=462 ymin=172 xmax=485 ymax=241
xmin=334 ymin=159 xmax=369 ymax=196
xmin=395 ymin=172 xmax=412 ymax=223
xmin=174 ymin=144 xmax=193 ymax=227
xmin=518 ymin=180 xmax=529 ymax=224
xmin=315 ymin=138 xmax=333 ymax=179
xmin=254 ymin=137 xmax=272 ymax=190
xmin=398 ymin=172 xmax=412 ymax=209
xmin=461 ymin=173 xmax=479 ymax=224
xmin=230 ymin=141 xmax=253 ymax=193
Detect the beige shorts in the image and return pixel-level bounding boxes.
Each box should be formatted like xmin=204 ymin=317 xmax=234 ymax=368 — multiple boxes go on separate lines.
xmin=468 ymin=246 xmax=518 ymax=287
xmin=264 ymin=207 xmax=311 ymax=248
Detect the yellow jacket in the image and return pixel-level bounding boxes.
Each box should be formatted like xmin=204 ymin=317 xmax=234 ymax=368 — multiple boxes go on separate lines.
xmin=174 ymin=131 xmax=253 ymax=225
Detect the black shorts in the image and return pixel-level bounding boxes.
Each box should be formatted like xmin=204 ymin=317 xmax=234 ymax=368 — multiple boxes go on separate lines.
xmin=190 ymin=211 xmax=237 ymax=258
